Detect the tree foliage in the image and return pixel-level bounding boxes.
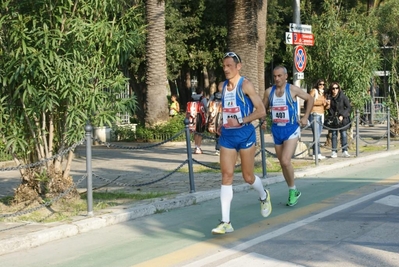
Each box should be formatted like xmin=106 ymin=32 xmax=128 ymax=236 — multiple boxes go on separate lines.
xmin=374 ymin=0 xmax=399 ymax=119
xmin=305 ymin=0 xmax=380 ymax=109
xmin=0 ymin=0 xmax=143 ymax=200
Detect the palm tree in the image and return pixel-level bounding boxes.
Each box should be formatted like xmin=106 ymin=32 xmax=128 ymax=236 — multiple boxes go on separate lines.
xmin=145 ymin=0 xmax=169 ymax=126
xmin=226 ymin=0 xmax=268 ymax=96
xmin=226 ymin=0 xmax=260 ymax=93
xmin=226 ymin=0 xmax=268 ymax=156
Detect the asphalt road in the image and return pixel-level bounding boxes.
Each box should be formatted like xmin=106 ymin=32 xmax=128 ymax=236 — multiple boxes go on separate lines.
xmin=0 ymin=153 xmax=398 ymax=267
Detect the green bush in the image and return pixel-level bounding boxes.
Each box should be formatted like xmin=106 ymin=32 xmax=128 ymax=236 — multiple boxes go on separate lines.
xmin=0 ymin=141 xmax=13 ymax=161
xmin=113 ymin=113 xmax=188 ymax=142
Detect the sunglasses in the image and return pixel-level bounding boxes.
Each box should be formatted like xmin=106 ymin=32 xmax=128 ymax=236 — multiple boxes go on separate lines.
xmin=319 ymin=83 xmax=325 ymax=86
xmin=332 ymin=87 xmax=339 ymax=90
xmin=223 ymin=52 xmax=241 ymax=63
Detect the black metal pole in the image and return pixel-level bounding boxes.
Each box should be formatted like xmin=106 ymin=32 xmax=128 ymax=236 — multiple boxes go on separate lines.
xmin=356 ymin=110 xmax=359 ymax=157
xmin=259 ymin=120 xmax=267 ymax=178
xmin=184 ymin=118 xmax=195 ymax=193
xmin=387 ymin=107 xmax=390 ymax=151
xmin=85 ymin=122 xmax=93 ymax=216
xmin=313 ymin=115 xmax=319 ymax=165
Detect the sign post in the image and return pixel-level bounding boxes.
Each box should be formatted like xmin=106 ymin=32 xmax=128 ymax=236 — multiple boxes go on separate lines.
xmin=292 ymin=0 xmax=302 ymax=139
xmin=294 ymin=45 xmax=307 ymax=73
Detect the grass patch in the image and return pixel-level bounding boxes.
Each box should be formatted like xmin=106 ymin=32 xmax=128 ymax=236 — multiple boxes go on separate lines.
xmin=0 ymin=191 xmax=174 ymax=223
xmin=179 ymin=164 xmax=220 ymax=173
xmin=359 ymin=144 xmax=387 ymax=153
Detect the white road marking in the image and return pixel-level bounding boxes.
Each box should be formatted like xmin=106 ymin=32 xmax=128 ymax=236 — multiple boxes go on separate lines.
xmin=185 ymin=183 xmax=399 ymax=267
xmin=218 ymin=252 xmax=305 ymax=267
xmin=375 ymin=194 xmax=399 ymax=207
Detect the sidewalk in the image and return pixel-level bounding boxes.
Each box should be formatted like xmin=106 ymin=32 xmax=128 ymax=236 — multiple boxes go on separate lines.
xmin=0 ymin=124 xmax=398 ymax=256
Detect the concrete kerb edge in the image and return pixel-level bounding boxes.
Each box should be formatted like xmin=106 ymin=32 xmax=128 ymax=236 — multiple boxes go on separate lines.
xmin=0 ymin=224 xmax=79 ymax=256
xmin=295 ymin=149 xmax=399 ymax=178
xmin=1 ymin=149 xmax=398 ymax=256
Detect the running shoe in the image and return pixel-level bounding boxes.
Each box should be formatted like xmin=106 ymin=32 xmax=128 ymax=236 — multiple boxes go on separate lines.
xmin=194 ymin=147 xmax=203 ymax=154
xmin=342 ymin=151 xmax=350 ymax=158
xmin=287 ymin=189 xmax=301 ymax=207
xmin=211 ymin=221 xmax=234 ymax=235
xmin=260 ymin=189 xmax=272 ymax=217
xmin=312 ymin=154 xmax=326 ymax=160
xmin=331 ymin=151 xmax=337 ymax=158
xmin=215 ymin=150 xmax=220 ymax=155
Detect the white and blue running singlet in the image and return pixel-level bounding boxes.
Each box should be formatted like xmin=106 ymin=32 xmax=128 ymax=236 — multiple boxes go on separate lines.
xmin=269 ymin=83 xmax=300 ymax=145
xmin=219 ymin=77 xmax=256 ymax=151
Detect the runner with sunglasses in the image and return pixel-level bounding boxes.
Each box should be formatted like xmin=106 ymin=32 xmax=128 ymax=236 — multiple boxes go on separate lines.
xmin=211 ymin=52 xmax=272 ymax=235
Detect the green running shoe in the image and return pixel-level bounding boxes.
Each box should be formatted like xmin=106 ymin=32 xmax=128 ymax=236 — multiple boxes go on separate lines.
xmin=287 ymin=189 xmax=301 ymax=206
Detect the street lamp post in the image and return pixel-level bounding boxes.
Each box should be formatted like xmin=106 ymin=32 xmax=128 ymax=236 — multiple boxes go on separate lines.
xmin=190 ymin=76 xmax=197 ymax=95
xmin=382 ymin=34 xmax=390 ymax=98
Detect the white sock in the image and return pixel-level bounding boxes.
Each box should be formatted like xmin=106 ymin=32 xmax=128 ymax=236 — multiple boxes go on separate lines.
xmin=288 ymin=186 xmax=296 ymax=190
xmin=252 ymin=175 xmax=267 ymax=200
xmin=220 ymin=185 xmax=233 ymax=223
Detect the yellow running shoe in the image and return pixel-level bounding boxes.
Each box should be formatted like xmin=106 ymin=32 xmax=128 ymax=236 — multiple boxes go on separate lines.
xmin=260 ymin=189 xmax=272 ymax=217
xmin=211 ymin=221 xmax=234 ymax=235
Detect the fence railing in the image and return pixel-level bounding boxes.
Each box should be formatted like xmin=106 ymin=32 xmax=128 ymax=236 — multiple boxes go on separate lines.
xmin=0 ymin=111 xmax=394 ymax=219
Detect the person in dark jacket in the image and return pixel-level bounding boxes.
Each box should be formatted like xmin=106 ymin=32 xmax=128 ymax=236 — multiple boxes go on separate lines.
xmin=326 ymin=82 xmax=351 ymax=158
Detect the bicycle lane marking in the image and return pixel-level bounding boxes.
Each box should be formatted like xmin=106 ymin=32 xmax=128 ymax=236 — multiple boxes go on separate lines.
xmin=134 ymin=175 xmax=399 ymax=267
xmin=183 ymin=177 xmax=399 ymax=267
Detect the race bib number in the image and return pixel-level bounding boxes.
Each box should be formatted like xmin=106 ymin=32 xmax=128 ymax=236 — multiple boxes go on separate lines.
xmin=272 ymin=105 xmax=289 ymax=124
xmin=222 ymin=107 xmax=243 ymax=129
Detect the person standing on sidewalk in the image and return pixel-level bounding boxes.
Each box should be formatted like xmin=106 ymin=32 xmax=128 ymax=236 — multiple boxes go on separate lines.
xmin=326 ymin=82 xmax=351 ymax=158
xmin=309 ymin=79 xmax=330 ymax=160
xmin=208 ymin=82 xmax=223 ymax=155
xmin=169 ymin=94 xmax=180 ymax=117
xmin=262 ymin=66 xmax=314 ymax=207
xmin=211 ymin=52 xmax=272 ymax=235
xmin=190 ymin=87 xmax=208 ymax=154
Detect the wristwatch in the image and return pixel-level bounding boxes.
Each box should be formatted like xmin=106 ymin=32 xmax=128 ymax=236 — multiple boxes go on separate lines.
xmin=237 ymin=117 xmax=243 ymax=124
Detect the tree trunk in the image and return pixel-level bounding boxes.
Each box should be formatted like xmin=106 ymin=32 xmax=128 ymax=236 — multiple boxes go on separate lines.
xmin=145 ymin=0 xmax=168 ymax=127
xmin=226 ymin=0 xmax=259 ymax=93
xmin=226 ymin=0 xmax=267 ymax=150
xmin=257 ymin=1 xmax=267 ymax=99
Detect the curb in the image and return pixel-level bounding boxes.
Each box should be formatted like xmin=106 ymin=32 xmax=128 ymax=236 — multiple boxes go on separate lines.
xmin=1 ymin=149 xmax=399 ymax=255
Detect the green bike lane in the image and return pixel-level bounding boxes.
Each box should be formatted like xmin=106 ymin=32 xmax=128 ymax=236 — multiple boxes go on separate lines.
xmin=0 ymin=154 xmax=398 ymax=267
xmin=136 ymin=155 xmax=399 ymax=267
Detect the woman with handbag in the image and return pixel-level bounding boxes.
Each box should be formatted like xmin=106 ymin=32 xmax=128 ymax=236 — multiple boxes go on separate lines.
xmin=326 ymin=82 xmax=351 ymax=158
xmin=309 ymin=79 xmax=330 ymax=160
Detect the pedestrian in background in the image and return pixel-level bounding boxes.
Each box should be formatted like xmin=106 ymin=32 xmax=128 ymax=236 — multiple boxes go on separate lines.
xmin=326 ymin=82 xmax=351 ymax=158
xmin=169 ymin=94 xmax=180 ymax=117
xmin=207 ymin=82 xmax=223 ymax=155
xmin=309 ymin=79 xmax=330 ymax=160
xmin=191 ymin=87 xmax=208 ymax=154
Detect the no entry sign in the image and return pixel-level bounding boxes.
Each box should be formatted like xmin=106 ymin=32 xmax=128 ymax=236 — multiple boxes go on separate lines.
xmin=294 ymin=45 xmax=307 ymax=72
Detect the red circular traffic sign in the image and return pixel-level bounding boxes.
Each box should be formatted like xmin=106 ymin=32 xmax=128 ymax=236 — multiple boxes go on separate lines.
xmin=294 ymin=45 xmax=307 ymax=72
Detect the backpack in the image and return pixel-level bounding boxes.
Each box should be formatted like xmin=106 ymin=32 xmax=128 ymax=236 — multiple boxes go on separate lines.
xmin=207 ymin=93 xmax=222 ymax=134
xmin=186 ymin=95 xmax=207 ymax=133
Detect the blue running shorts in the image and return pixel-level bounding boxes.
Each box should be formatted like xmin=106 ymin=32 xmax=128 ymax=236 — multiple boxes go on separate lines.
xmin=220 ymin=124 xmax=256 ymax=151
xmin=271 ymin=124 xmax=300 ymax=145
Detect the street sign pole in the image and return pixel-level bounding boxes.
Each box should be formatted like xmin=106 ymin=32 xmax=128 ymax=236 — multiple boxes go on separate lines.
xmin=293 ymin=0 xmax=301 ymax=138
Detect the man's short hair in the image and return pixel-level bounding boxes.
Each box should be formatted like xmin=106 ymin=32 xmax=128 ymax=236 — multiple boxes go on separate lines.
xmin=274 ymin=65 xmax=287 ymax=74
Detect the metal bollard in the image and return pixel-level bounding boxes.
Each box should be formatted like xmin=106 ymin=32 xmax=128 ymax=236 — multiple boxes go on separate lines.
xmin=85 ymin=122 xmax=94 ymax=216
xmin=356 ymin=110 xmax=359 ymax=157
xmin=387 ymin=107 xmax=390 ymax=151
xmin=313 ymin=115 xmax=319 ymax=165
xmin=184 ymin=118 xmax=195 ymax=193
xmin=259 ymin=119 xmax=267 ymax=178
